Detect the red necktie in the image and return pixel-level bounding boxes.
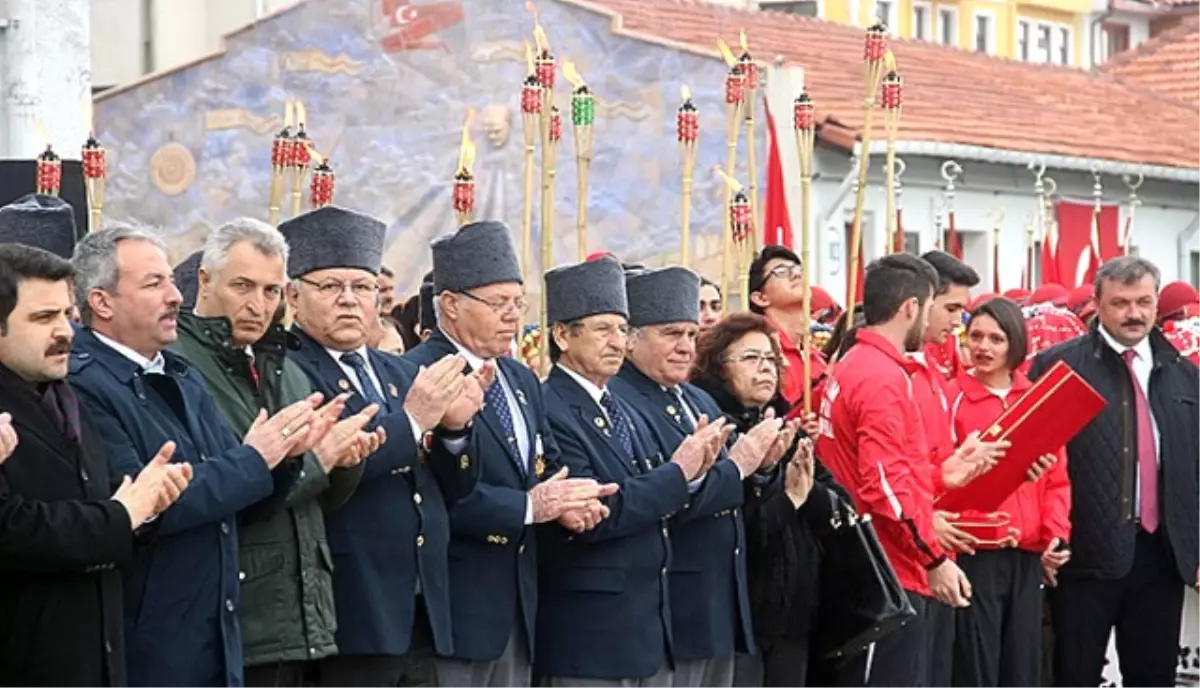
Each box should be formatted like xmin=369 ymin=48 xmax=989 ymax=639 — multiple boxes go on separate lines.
xmin=1121 ymin=349 xmax=1158 ymax=532
xmin=248 ymin=360 xmax=260 ymax=390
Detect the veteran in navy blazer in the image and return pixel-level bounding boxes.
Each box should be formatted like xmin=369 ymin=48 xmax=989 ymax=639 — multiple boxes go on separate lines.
xmin=68 ymin=226 xmax=318 ymax=687
xmin=278 ymin=207 xmax=487 ymax=688
xmin=407 ymin=221 xmax=616 ymax=688
xmin=609 ymin=267 xmax=779 ymax=688
xmin=537 ymin=258 xmax=724 ymax=687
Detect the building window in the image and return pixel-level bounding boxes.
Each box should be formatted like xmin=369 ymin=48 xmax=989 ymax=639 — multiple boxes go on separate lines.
xmin=903 ymin=232 xmax=921 ymax=256
xmin=760 ymin=0 xmax=820 ymax=17
xmin=1101 ymin=22 xmax=1130 ymax=60
xmin=1037 ymin=24 xmax=1053 ymax=63
xmin=939 ymin=7 xmax=957 ymax=46
xmin=1058 ymin=26 xmax=1072 ymax=65
xmin=913 ymin=2 xmax=932 ymax=41
xmin=974 ymin=12 xmax=995 ymax=53
xmin=1017 ymin=19 xmax=1030 ymax=60
xmin=874 ymin=1 xmax=897 ymax=32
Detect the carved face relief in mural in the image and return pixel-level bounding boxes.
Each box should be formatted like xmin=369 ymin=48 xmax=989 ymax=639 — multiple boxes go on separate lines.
xmin=481 ymin=104 xmax=511 ymax=150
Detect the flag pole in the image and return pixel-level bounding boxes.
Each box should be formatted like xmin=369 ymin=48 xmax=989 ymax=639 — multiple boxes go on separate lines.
xmin=717 ymin=39 xmax=746 ymax=311
xmin=739 ymin=32 xmax=762 ymax=248
xmin=1121 ymin=173 xmax=1143 ymax=256
xmin=881 ymin=54 xmax=902 ymax=256
xmin=845 ymin=21 xmax=887 ymax=309
xmin=941 ymin=160 xmax=962 ymax=258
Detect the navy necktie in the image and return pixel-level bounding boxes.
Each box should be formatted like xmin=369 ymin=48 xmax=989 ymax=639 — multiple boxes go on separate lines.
xmin=340 ymin=351 xmax=387 ymax=409
xmin=671 ymin=388 xmax=697 ymax=433
xmin=485 ymin=376 xmax=518 ymax=450
xmin=599 ymin=391 xmax=634 ymax=458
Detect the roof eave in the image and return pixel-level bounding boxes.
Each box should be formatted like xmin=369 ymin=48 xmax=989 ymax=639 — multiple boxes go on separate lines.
xmin=844 ymin=139 xmax=1199 ymax=183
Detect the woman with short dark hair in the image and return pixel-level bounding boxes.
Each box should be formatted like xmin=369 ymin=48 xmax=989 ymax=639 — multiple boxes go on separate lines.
xmin=690 ymin=313 xmax=842 ymax=687
xmin=946 ymin=297 xmax=1072 ymax=687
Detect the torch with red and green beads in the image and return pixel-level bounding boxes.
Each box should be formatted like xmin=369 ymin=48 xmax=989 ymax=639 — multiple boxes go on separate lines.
xmin=310 ymin=159 xmax=335 ymax=210
xmin=563 ymin=61 xmax=593 ymax=260
xmin=35 ymin=145 xmax=61 ymax=197
xmin=82 ymin=134 xmax=107 ymax=230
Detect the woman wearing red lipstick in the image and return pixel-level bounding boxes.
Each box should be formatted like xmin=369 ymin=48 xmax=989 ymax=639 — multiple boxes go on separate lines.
xmin=946 ymin=297 xmax=1072 ymax=687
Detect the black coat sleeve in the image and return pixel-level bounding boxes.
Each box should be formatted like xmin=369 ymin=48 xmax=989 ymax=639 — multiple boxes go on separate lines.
xmin=0 ymin=470 xmax=134 ymax=572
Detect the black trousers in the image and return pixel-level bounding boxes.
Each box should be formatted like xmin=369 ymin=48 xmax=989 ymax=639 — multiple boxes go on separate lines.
xmin=925 ymin=597 xmax=956 ymax=687
xmin=245 ymin=660 xmax=313 ymax=687
xmin=1050 ymin=530 xmax=1185 ymax=688
xmin=952 ymin=548 xmax=1043 ymax=687
xmin=760 ymin=634 xmax=811 ymax=687
xmin=317 ymin=597 xmax=438 ymax=687
xmin=830 ymin=591 xmax=930 ymax=687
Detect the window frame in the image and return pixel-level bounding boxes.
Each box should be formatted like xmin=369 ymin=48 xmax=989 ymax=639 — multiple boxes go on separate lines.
xmin=912 ymin=1 xmax=933 ymax=41
xmin=973 ymin=9 xmax=997 ymax=54
xmin=1036 ymin=22 xmax=1053 ymax=64
xmin=938 ymin=6 xmax=959 ymax=47
xmin=874 ymin=0 xmax=898 ymax=34
xmin=1057 ymin=24 xmax=1073 ymax=65
xmin=1101 ymin=21 xmax=1130 ymax=61
xmin=1016 ymin=18 xmax=1031 ymax=61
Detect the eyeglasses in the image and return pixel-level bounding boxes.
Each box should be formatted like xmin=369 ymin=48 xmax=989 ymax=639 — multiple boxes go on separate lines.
xmin=765 ymin=263 xmax=802 ymax=282
xmin=299 ymin=277 xmax=380 ymax=300
xmin=459 ymin=290 xmax=529 ymax=315
xmin=724 ymin=349 xmax=780 ymax=369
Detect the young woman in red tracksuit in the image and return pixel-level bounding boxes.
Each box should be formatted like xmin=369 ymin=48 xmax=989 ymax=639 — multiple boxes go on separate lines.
xmin=946 ymin=297 xmax=1072 ymax=687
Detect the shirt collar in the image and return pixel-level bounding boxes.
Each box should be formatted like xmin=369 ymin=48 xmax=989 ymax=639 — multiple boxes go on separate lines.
xmin=326 ymin=344 xmax=371 ymax=367
xmin=91 ymin=330 xmax=166 ymax=374
xmin=1098 ymin=325 xmax=1152 ymax=361
xmin=768 ymin=317 xmax=799 ymax=353
xmin=856 ymin=329 xmax=922 ymax=374
xmin=442 ymin=329 xmax=489 ymax=371
xmin=556 ymin=363 xmax=607 ymax=405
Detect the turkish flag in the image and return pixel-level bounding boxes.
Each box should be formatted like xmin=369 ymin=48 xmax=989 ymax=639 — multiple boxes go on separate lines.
xmin=1052 ymin=199 xmax=1121 ymax=288
xmin=761 ymin=98 xmax=793 ymax=250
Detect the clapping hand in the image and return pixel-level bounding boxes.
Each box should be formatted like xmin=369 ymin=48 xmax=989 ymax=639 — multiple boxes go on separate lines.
xmin=0 ymin=413 xmax=17 ymax=466
xmin=729 ymin=410 xmax=783 ymax=477
xmin=244 ymin=394 xmax=323 ymax=468
xmin=404 ymin=355 xmax=469 ymax=432
xmin=784 ymin=438 xmax=815 ymax=507
xmin=529 ymin=467 xmax=620 ymax=524
xmin=761 ymin=418 xmax=802 ymax=471
xmin=443 ymin=361 xmax=495 ymax=431
xmin=289 ymin=393 xmax=351 ymax=458
xmin=112 ymin=442 xmax=193 ymax=528
xmin=314 ymin=404 xmax=387 ymax=472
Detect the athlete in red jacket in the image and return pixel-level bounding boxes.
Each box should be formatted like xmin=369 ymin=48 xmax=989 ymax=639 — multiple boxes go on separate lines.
xmin=816 ymin=254 xmax=970 ymax=687
xmin=945 ymin=297 xmax=1072 ymax=687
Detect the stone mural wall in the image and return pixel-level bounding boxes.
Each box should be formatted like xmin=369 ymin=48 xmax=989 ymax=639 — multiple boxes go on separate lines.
xmin=93 ymin=0 xmax=750 ymax=295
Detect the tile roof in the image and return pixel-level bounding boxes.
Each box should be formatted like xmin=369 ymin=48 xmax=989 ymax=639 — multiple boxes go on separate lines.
xmin=1101 ymin=14 xmax=1200 ymax=108
xmin=565 ymin=0 xmax=1200 ymax=171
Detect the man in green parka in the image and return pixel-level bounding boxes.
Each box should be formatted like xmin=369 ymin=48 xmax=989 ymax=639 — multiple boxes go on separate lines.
xmin=172 ymin=217 xmax=385 ymax=687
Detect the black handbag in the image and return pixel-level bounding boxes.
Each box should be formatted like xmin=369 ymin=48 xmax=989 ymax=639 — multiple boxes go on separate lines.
xmin=813 ymin=487 xmax=917 ymax=660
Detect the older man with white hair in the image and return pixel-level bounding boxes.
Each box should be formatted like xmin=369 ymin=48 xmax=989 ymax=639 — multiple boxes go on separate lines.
xmin=171 ymin=218 xmax=385 ymax=686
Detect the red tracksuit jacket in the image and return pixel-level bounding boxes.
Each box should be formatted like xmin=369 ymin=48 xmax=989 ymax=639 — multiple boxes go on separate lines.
xmin=946 ymin=372 xmax=1072 ymax=552
xmin=817 ymin=330 xmax=946 ymax=596
xmin=910 ymin=353 xmax=957 ymax=498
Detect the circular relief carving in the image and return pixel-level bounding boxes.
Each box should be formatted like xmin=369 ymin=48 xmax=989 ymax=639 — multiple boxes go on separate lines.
xmin=149 ymin=143 xmax=196 ymax=196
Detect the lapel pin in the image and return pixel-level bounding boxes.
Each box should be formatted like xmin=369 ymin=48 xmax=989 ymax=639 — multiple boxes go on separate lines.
xmin=535 ymin=456 xmax=547 ymax=478
xmin=388 ymin=383 xmax=399 ymax=398
xmin=338 ymin=379 xmax=350 ymax=391
xmin=516 ymin=389 xmax=528 ymax=405
xmin=666 ymin=404 xmax=677 ymax=416
xmin=594 ymin=417 xmax=606 ymax=428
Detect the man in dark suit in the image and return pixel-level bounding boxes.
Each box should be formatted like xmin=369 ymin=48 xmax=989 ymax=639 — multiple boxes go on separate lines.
xmin=0 ymin=241 xmax=192 ymax=686
xmin=407 ymin=220 xmax=617 ymax=687
xmin=537 ymin=257 xmax=726 ymax=687
xmin=69 ymin=224 xmax=324 ymax=687
xmin=278 ymin=206 xmax=489 ymax=687
xmin=1030 ymin=256 xmax=1199 ymax=687
xmin=609 ymin=267 xmax=783 ymax=688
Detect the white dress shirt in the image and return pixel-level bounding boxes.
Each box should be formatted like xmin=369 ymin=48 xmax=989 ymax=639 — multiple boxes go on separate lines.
xmin=325 ymin=345 xmax=427 ymax=450
xmin=92 ymin=331 xmax=166 ymax=374
xmin=1098 ymin=326 xmax=1161 ymax=520
xmin=558 ymin=364 xmax=610 ymax=422
xmin=445 ymin=332 xmax=535 ymax=524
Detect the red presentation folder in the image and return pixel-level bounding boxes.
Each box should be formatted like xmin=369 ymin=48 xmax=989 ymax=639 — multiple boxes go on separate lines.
xmin=937 ymin=360 xmax=1106 ymax=514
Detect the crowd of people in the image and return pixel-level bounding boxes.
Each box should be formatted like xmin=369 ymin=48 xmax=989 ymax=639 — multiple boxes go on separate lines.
xmin=0 ymin=191 xmax=1196 ymax=688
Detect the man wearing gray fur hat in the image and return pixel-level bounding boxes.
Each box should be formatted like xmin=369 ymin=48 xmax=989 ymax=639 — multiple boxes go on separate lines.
xmin=280 ymin=205 xmax=491 ymax=687
xmin=609 ymin=267 xmax=790 ymax=688
xmin=406 ymin=220 xmax=618 ymax=688
xmin=0 ymin=193 xmax=81 ymax=259
xmin=537 ymin=258 xmax=726 ymax=686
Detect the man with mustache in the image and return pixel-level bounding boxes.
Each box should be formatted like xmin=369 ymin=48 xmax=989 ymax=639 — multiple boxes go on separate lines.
xmin=610 ymin=266 xmax=784 ymax=688
xmin=1030 ymin=256 xmax=1198 ymax=687
xmin=281 ymin=206 xmax=489 ymax=687
xmin=69 ymin=225 xmax=328 ymax=687
xmin=537 ymin=257 xmax=724 ymax=686
xmin=172 ymin=218 xmax=386 ymax=687
xmin=816 ymin=253 xmax=965 ymax=686
xmin=408 ymin=220 xmax=617 ymax=688
xmin=0 ymin=235 xmax=192 ymax=685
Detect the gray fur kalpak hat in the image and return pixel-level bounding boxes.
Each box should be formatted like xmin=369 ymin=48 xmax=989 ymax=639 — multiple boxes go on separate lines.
xmin=626 ymin=266 xmax=701 ymax=327
xmin=0 ymin=194 xmax=78 ymax=259
xmin=173 ymin=250 xmax=203 ymax=310
xmin=546 ymin=257 xmax=629 ymax=324
xmin=431 ymin=220 xmax=522 ymax=294
xmin=278 ymin=206 xmax=385 ymax=278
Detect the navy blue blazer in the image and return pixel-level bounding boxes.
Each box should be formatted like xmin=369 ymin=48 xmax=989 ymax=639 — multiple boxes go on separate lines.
xmin=287 ymin=327 xmax=479 ymax=658
xmin=69 ymin=327 xmax=287 ymax=687
xmin=535 ymin=366 xmax=690 ymax=680
xmin=610 ymin=362 xmax=756 ymax=661
xmin=405 ymin=330 xmax=558 ymax=663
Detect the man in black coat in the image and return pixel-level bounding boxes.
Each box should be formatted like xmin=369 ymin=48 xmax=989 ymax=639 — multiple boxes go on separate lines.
xmin=1030 ymin=256 xmax=1199 ymax=687
xmin=0 ymin=242 xmax=190 ymax=686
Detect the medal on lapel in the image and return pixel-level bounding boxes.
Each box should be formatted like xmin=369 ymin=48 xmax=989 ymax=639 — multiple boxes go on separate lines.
xmin=338 ymin=379 xmax=351 ymax=391
xmin=534 ymin=434 xmax=546 ymax=477
xmin=388 ymin=383 xmax=399 ymax=398
xmin=515 ymin=389 xmax=528 ymax=406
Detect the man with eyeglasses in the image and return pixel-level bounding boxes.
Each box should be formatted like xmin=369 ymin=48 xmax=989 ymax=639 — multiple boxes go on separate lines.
xmin=537 ymin=257 xmax=726 ymax=686
xmin=407 ymin=220 xmax=618 ymax=687
xmin=610 ymin=267 xmax=790 ymax=688
xmin=280 ymin=206 xmax=490 ymax=687
xmin=747 ymin=246 xmax=826 ymax=426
